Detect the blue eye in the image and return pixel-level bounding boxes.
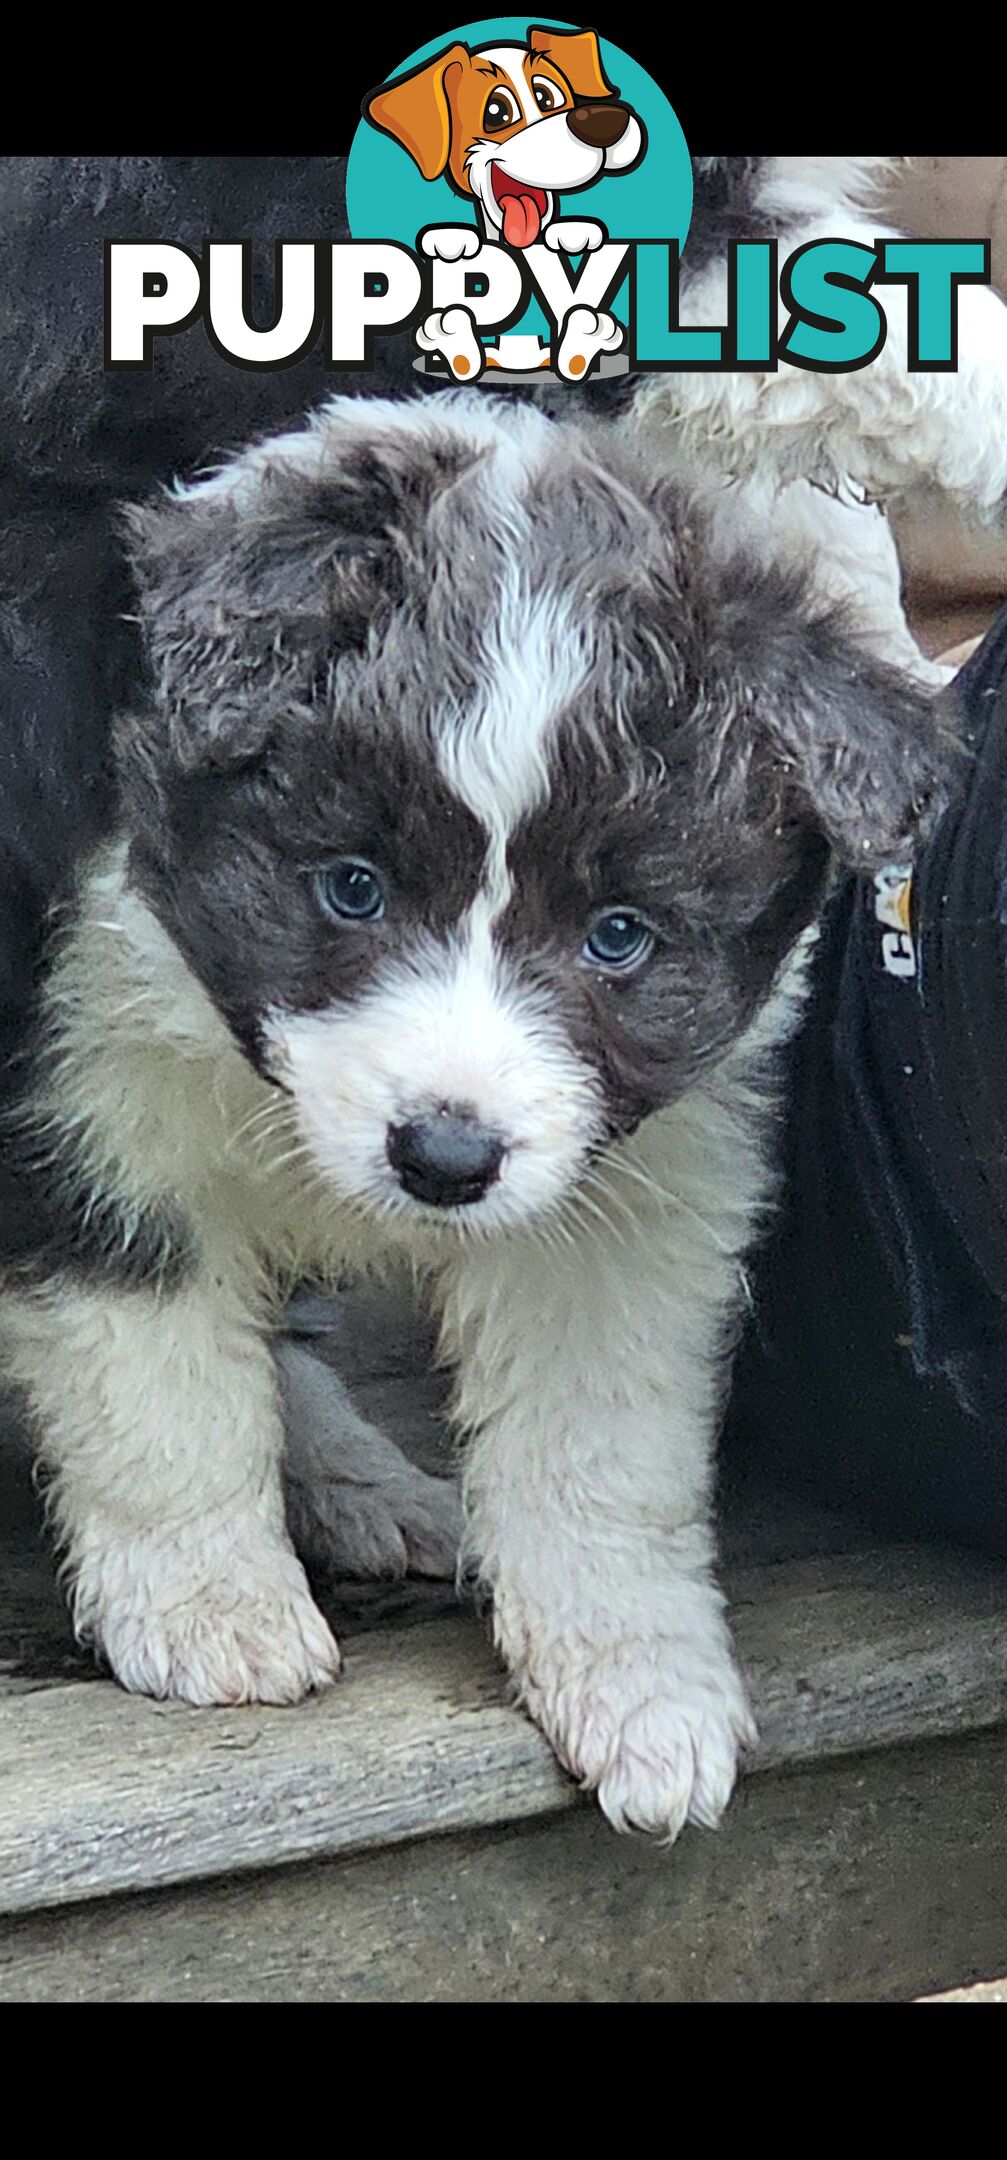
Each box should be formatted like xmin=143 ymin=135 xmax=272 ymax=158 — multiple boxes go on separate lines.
xmin=317 ymin=860 xmax=385 ymax=923
xmin=584 ymin=909 xmax=654 ymax=971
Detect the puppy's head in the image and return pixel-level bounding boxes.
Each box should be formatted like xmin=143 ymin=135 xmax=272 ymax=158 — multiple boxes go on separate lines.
xmin=121 ymin=394 xmax=953 ymax=1241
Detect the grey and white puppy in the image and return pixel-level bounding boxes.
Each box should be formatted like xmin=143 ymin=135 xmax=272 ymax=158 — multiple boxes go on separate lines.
xmin=0 ymin=393 xmax=951 ymax=1837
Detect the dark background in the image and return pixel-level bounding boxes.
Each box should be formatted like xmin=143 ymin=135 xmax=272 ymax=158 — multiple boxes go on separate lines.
xmin=16 ymin=21 xmax=999 ymax=158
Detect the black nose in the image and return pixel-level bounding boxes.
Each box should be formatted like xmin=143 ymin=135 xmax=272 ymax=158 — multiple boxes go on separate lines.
xmin=567 ymin=100 xmax=631 ymax=150
xmin=387 ymin=1111 xmax=505 ymax=1208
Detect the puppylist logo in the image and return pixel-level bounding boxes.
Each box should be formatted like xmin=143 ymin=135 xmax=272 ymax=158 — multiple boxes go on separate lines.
xmin=105 ymin=22 xmax=992 ymax=383
xmin=350 ymin=19 xmax=667 ymax=382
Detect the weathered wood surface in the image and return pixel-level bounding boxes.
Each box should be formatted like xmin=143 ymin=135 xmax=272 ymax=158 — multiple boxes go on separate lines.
xmin=3 ymin=1728 xmax=1006 ymax=2001
xmin=2 ymin=1537 xmax=1007 ymax=1918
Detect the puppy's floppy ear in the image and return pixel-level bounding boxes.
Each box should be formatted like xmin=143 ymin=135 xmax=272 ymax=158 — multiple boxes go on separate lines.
xmin=364 ymin=45 xmax=469 ymax=181
xmin=121 ymin=418 xmax=418 ymax=772
xmin=741 ymin=584 xmax=961 ymax=869
xmin=528 ymin=26 xmax=617 ymax=101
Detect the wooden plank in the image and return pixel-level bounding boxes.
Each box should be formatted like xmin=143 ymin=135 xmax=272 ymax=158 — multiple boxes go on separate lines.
xmin=3 ymin=1728 xmax=1007 ymax=2001
xmin=1 ymin=1540 xmax=1006 ymax=1918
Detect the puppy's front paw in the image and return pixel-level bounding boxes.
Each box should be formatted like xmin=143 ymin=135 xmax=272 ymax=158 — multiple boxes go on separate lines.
xmin=288 ymin=1448 xmax=462 ymax=1583
xmin=76 ymin=1534 xmax=341 ymax=1707
xmin=278 ymin=1338 xmax=462 ymax=1581
xmin=520 ymin=1634 xmax=756 ymax=1840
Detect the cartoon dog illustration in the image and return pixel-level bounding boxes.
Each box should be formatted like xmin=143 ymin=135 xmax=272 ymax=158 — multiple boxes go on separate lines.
xmin=364 ymin=25 xmax=644 ymax=380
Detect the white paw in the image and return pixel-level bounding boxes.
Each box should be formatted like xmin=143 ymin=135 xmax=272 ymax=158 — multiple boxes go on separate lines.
xmin=516 ymin=1633 xmax=756 ymax=1840
xmin=555 ymin=304 xmax=623 ymax=382
xmin=278 ymin=1338 xmax=462 ymax=1582
xmin=415 ymin=305 xmax=485 ymax=381
xmin=77 ymin=1534 xmax=341 ymax=1707
xmin=544 ymin=219 xmax=605 ymax=254
xmin=420 ymin=226 xmax=481 ymax=263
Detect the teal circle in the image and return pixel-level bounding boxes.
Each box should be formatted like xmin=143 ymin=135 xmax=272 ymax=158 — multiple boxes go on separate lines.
xmin=347 ymin=19 xmax=692 ymax=344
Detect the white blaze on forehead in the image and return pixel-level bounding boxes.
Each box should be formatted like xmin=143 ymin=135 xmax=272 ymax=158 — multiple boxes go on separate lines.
xmin=437 ymin=586 xmax=590 ymax=911
xmin=433 ymin=432 xmax=592 ymax=917
xmin=318 ymin=394 xmax=586 ymax=912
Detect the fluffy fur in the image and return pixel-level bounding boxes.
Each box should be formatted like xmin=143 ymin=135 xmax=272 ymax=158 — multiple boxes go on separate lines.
xmin=632 ymin=155 xmax=1007 ymax=683
xmin=0 ymin=392 xmax=955 ymax=1835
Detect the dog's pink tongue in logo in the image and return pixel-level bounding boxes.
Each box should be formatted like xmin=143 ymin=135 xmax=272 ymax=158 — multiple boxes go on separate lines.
xmin=492 ymin=169 xmax=548 ymax=249
xmin=502 ymin=193 xmax=541 ymax=246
